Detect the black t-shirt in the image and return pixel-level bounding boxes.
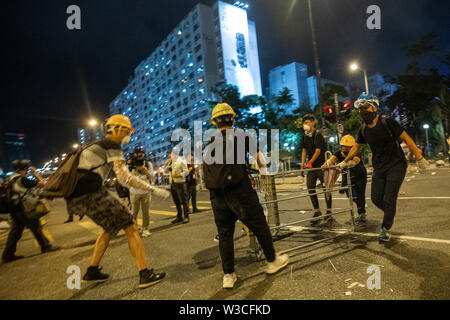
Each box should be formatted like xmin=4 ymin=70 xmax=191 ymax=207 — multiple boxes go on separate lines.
xmin=187 ymin=164 xmax=197 ymax=186
xmin=334 ymin=151 xmax=366 ymax=184
xmin=203 ymin=129 xmax=257 ymax=191
xmin=300 ymin=131 xmax=326 ymax=167
xmin=356 ymin=116 xmax=406 ymax=174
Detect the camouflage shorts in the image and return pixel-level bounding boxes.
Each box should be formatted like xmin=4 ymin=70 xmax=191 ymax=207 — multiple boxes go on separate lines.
xmin=66 ymin=188 xmax=134 ymax=236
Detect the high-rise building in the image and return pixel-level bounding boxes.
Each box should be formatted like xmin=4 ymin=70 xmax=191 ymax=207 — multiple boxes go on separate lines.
xmin=268 ymin=62 xmax=309 ymax=113
xmin=77 ymin=127 xmax=103 ymax=146
xmin=2 ymin=133 xmax=30 ymax=171
xmin=109 ymin=1 xmax=262 ymax=165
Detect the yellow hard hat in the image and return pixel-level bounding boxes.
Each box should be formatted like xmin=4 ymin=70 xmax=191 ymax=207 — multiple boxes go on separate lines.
xmin=211 ymin=103 xmax=236 ymax=125
xmin=105 ymin=114 xmax=135 ymax=133
xmin=340 ymin=135 xmax=355 ymax=147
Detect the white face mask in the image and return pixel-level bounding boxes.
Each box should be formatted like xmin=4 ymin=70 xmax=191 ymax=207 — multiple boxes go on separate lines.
xmin=121 ymin=133 xmax=132 ymax=145
xmin=303 ymin=124 xmax=311 ymax=132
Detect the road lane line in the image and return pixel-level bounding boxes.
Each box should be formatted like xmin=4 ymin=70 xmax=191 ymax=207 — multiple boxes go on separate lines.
xmin=301 ymin=227 xmax=450 ymax=245
xmin=169 ymin=206 xmax=211 ymax=210
xmin=150 ymin=210 xmax=177 ymax=216
xmin=314 ymin=197 xmax=450 ymax=200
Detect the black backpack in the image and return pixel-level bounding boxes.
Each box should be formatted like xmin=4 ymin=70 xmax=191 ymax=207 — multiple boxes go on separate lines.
xmin=0 ymin=176 xmax=22 ymax=214
xmin=115 ymin=180 xmax=130 ymax=198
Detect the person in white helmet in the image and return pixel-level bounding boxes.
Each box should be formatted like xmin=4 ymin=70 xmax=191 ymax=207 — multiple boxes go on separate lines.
xmin=342 ymin=93 xmax=429 ymax=242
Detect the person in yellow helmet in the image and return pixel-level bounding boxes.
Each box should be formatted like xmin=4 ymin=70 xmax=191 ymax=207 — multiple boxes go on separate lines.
xmin=323 ymin=134 xmax=368 ymax=224
xmin=65 ymin=114 xmax=169 ymax=289
xmin=203 ymin=103 xmax=289 ymax=289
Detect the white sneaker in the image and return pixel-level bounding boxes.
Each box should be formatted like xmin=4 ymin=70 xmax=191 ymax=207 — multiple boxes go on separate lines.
xmin=222 ymin=272 xmax=237 ymax=289
xmin=141 ymin=229 xmax=151 ymax=238
xmin=266 ymin=253 xmax=289 ymax=274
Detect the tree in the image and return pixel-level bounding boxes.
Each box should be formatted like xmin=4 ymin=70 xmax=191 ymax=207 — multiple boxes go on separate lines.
xmin=385 ymin=33 xmax=449 ymax=157
xmin=274 ymin=87 xmax=294 ymax=112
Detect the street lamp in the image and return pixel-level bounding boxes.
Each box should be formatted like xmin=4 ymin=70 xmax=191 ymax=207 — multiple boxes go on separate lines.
xmin=88 ymin=119 xmax=98 ymax=127
xmin=349 ymin=63 xmax=369 ymax=94
xmin=73 ymin=143 xmax=79 ymax=149
xmin=423 ymin=124 xmax=430 ymax=156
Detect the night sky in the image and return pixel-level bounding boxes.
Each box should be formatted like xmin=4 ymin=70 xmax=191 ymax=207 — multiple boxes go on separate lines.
xmin=1 ymin=0 xmax=449 ymax=167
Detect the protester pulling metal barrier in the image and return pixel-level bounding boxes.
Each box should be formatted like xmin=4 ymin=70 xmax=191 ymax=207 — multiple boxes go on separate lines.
xmin=245 ymin=165 xmax=356 ymax=261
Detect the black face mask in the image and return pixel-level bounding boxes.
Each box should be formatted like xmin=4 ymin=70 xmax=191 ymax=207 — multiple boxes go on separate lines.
xmin=360 ymin=109 xmax=377 ymax=124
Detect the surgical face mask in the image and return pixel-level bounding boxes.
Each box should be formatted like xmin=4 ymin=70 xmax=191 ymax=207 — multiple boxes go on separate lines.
xmin=303 ymin=124 xmax=311 ymax=132
xmin=359 ymin=109 xmax=377 ymax=124
xmin=121 ymin=133 xmax=132 ymax=145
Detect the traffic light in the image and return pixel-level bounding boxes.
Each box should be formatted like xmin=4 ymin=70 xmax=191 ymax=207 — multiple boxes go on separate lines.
xmin=323 ymin=106 xmax=336 ymax=122
xmin=323 ymin=106 xmax=333 ymax=114
xmin=338 ymin=101 xmax=351 ymax=120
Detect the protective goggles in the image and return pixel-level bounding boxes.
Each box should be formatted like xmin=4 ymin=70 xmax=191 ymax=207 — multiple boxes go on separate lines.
xmin=354 ymin=99 xmax=379 ymax=110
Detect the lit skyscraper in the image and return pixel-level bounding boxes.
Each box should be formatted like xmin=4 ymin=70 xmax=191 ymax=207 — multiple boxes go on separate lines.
xmin=109 ymin=1 xmax=262 ymax=164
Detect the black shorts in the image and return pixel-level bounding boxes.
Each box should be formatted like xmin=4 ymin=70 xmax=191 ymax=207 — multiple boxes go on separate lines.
xmin=66 ymin=188 xmax=134 ymax=236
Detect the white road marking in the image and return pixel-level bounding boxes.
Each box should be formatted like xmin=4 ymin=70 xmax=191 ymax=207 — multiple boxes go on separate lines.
xmin=316 ymin=228 xmax=450 ymax=245
xmin=316 ymin=197 xmax=450 ymax=200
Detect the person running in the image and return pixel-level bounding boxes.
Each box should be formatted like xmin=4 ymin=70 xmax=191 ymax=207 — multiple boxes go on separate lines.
xmin=323 ymin=135 xmax=368 ymax=224
xmin=342 ymin=93 xmax=429 ymax=241
xmin=2 ymin=160 xmax=58 ymax=263
xmin=300 ymin=114 xmax=332 ymax=226
xmin=203 ymin=102 xmax=289 ymax=289
xmin=65 ymin=114 xmax=169 ymax=288
xmin=163 ymin=149 xmax=190 ymax=224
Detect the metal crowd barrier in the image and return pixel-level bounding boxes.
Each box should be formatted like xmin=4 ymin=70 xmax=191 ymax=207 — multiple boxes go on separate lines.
xmin=247 ymin=166 xmax=356 ymax=260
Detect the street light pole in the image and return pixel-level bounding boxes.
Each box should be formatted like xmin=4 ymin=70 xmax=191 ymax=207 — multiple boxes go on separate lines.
xmin=423 ymin=124 xmax=430 ymax=156
xmin=363 ymin=69 xmax=369 ymax=94
xmin=306 ymin=0 xmax=325 ymax=133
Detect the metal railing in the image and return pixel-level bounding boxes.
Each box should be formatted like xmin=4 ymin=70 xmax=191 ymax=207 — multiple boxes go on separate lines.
xmin=247 ymin=166 xmax=356 ymax=260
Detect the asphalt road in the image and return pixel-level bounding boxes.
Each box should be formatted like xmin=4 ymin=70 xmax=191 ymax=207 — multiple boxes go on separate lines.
xmin=1 ymin=165 xmax=449 ymax=300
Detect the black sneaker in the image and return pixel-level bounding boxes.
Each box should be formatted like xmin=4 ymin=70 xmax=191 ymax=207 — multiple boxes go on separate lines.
xmin=139 ymin=269 xmax=166 ymax=289
xmin=2 ymin=255 xmax=24 ymax=263
xmin=79 ymin=215 xmax=84 ymax=221
xmin=171 ymin=217 xmax=183 ymax=224
xmin=193 ymin=208 xmax=200 ymax=213
xmin=82 ymin=266 xmax=109 ymax=282
xmin=182 ymin=216 xmax=190 ymax=224
xmin=41 ymin=245 xmax=60 ymax=254
xmin=64 ymin=218 xmax=73 ymax=223
xmin=310 ymin=212 xmax=322 ymax=226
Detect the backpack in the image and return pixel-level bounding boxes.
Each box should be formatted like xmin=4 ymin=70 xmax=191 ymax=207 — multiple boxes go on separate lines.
xmin=0 ymin=176 xmax=21 ymax=214
xmin=42 ymin=141 xmax=106 ymax=198
xmin=360 ymin=115 xmax=402 ymax=148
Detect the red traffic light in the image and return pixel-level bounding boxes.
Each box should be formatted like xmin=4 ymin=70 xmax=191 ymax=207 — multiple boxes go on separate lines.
xmin=323 ymin=106 xmax=333 ymax=114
